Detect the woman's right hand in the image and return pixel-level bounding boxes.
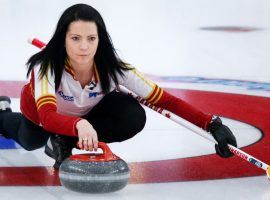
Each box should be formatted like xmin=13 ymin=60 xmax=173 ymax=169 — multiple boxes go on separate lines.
xmin=76 ymin=119 xmax=98 ymax=151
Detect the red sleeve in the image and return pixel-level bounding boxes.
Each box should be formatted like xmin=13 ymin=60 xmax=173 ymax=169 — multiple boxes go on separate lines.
xmin=151 ymin=88 xmax=213 ymax=130
xmin=31 ymin=65 xmax=81 ymax=136
xmin=37 ymin=97 xmax=81 ymax=136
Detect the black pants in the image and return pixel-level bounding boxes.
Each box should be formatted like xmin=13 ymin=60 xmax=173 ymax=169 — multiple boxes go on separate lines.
xmin=0 ymin=91 xmax=146 ymax=151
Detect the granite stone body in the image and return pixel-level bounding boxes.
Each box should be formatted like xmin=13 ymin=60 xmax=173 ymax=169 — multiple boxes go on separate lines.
xmin=59 ymin=154 xmax=130 ymax=193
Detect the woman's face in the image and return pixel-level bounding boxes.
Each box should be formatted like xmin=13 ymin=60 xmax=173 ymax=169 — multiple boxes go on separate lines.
xmin=65 ymin=20 xmax=99 ymax=67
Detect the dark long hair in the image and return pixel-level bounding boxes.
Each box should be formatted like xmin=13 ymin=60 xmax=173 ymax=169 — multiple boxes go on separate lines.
xmin=27 ymin=4 xmax=129 ymax=93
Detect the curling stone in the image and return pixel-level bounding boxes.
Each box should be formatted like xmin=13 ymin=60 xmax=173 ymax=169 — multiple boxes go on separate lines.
xmin=59 ymin=142 xmax=130 ymax=193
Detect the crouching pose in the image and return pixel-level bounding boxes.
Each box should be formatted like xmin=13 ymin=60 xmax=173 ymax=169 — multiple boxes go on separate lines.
xmin=0 ymin=4 xmax=237 ymax=168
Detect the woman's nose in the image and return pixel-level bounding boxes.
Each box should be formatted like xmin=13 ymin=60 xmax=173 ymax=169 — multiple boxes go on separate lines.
xmin=79 ymin=42 xmax=88 ymax=50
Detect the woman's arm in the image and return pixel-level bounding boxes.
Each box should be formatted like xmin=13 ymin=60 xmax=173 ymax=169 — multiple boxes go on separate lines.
xmin=33 ymin=65 xmax=81 ymax=136
xmin=119 ymin=66 xmax=237 ymax=158
xmin=119 ymin=66 xmax=212 ymax=130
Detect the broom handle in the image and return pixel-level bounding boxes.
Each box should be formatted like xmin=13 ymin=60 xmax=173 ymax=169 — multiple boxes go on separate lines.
xmin=119 ymin=86 xmax=269 ymax=171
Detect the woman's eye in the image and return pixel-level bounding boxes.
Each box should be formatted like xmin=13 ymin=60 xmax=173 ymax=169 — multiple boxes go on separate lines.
xmin=71 ymin=37 xmax=79 ymax=41
xmin=88 ymin=37 xmax=96 ymax=41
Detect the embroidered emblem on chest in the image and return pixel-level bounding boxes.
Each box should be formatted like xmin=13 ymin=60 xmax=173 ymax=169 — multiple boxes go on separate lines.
xmin=58 ymin=91 xmax=74 ymax=101
xmin=89 ymin=91 xmax=103 ymax=98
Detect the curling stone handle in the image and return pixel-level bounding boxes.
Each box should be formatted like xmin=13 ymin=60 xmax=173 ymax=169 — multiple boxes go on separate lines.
xmin=71 ymin=142 xmax=119 ymax=162
xmin=98 ymin=142 xmax=120 ymax=161
xmin=98 ymin=142 xmax=115 ymax=158
xmin=76 ymin=141 xmax=114 ymax=156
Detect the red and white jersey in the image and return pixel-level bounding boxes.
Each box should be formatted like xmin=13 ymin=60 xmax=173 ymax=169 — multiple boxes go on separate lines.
xmin=20 ymin=61 xmax=212 ymax=137
xmin=55 ymin=63 xmax=104 ymax=117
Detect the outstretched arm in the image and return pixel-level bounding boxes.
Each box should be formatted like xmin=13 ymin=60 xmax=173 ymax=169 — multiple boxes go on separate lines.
xmin=120 ymin=66 xmax=237 ymax=157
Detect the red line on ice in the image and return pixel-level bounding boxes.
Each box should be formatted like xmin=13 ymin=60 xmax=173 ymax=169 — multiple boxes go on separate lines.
xmin=0 ymin=81 xmax=268 ymax=185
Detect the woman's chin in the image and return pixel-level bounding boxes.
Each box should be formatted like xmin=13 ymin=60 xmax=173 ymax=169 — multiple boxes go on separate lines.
xmin=74 ymin=58 xmax=93 ymax=66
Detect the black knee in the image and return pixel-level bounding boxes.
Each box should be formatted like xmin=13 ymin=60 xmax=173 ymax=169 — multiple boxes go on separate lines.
xmin=87 ymin=91 xmax=147 ymax=143
xmin=19 ymin=138 xmax=48 ymax=151
xmin=20 ymin=143 xmax=41 ymax=151
xmin=112 ymin=101 xmax=146 ymax=142
xmin=17 ymin=117 xmax=51 ymax=151
xmin=128 ymin=104 xmax=146 ymax=134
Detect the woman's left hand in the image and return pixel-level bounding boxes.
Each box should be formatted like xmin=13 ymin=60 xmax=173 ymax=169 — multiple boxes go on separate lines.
xmin=208 ymin=117 xmax=237 ymax=158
